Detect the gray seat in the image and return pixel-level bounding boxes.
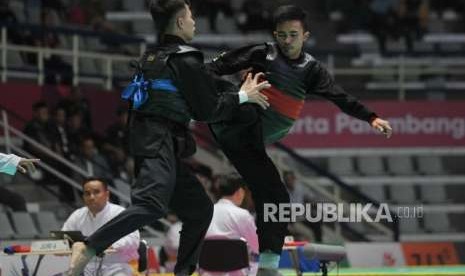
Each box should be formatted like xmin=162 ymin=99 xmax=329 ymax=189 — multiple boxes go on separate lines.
xmin=390 ymin=184 xmax=416 ymax=203
xmin=387 ymin=156 xmax=415 ymax=175
xmin=358 ymin=156 xmax=385 ymax=176
xmin=359 ymin=185 xmax=386 ymax=202
xmin=11 ymin=212 xmax=40 ymax=239
xmin=417 ymin=156 xmax=444 ymax=175
xmin=423 ymin=213 xmax=451 ymax=233
xmin=123 ymin=0 xmax=145 ymax=11
xmin=0 ymin=212 xmax=16 ymax=239
xmin=35 ymin=211 xmax=61 ymax=238
xmin=417 ymin=156 xmax=448 ymax=203
xmin=114 ymin=179 xmax=131 ymax=207
xmin=399 ymin=217 xmax=421 ymax=233
xmin=7 ymin=50 xmax=24 ymax=68
xmin=420 ymin=185 xmax=448 ymax=203
xmin=79 ymin=58 xmax=99 ymax=75
xmin=328 ymin=156 xmax=356 ymax=176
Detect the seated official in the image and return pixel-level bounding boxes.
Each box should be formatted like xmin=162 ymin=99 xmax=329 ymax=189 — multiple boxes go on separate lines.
xmin=62 ymin=177 xmax=140 ymax=276
xmin=206 ymin=175 xmax=259 ymax=274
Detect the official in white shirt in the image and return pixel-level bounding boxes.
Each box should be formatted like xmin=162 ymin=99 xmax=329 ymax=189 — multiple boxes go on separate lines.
xmin=0 ymin=153 xmax=39 ymax=175
xmin=62 ymin=178 xmax=140 ymax=276
xmin=206 ymin=175 xmax=259 ymax=275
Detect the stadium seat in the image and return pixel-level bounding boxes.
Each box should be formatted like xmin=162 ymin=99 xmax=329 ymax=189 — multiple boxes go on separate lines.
xmin=11 ymin=212 xmax=40 ymax=239
xmin=359 ymin=185 xmax=386 ymax=202
xmin=114 ymin=179 xmax=132 ymax=206
xmin=417 ymin=156 xmax=444 ymax=175
xmin=386 ymin=156 xmax=416 ymax=175
xmin=357 ymin=156 xmax=385 ymax=176
xmin=423 ymin=213 xmax=452 ymax=233
xmin=35 ymin=211 xmax=61 ymax=238
xmin=420 ymin=185 xmax=448 ymax=203
xmin=399 ymin=217 xmax=421 ymax=233
xmin=389 ymin=184 xmax=417 ymax=203
xmin=328 ymin=156 xmax=357 ymax=176
xmin=0 ymin=212 xmax=16 ymax=239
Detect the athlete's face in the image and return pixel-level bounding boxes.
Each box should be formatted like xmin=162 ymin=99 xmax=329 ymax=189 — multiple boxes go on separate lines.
xmin=177 ymin=4 xmax=196 ymax=42
xmin=274 ymin=20 xmax=309 ymax=60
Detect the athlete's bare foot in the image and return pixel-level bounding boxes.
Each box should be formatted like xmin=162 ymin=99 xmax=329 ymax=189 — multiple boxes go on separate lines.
xmin=66 ymin=242 xmax=95 ymax=276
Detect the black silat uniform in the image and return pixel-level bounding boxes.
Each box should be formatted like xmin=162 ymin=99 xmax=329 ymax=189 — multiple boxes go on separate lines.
xmin=208 ymin=43 xmax=377 ymax=254
xmin=85 ymin=35 xmax=241 ymax=275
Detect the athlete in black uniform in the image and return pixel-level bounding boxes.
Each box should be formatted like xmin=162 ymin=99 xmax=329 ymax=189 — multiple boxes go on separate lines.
xmin=66 ymin=1 xmax=270 ymax=275
xmin=208 ymin=5 xmax=392 ymax=276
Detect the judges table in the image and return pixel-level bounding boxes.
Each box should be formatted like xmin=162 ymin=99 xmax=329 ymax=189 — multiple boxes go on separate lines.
xmin=0 ymin=248 xmax=117 ymax=276
xmin=0 ymin=251 xmax=70 ymax=276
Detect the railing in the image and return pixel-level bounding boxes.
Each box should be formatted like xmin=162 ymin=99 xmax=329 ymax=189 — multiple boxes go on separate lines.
xmin=0 ymin=108 xmax=165 ymax=238
xmin=271 ymin=143 xmax=399 ymax=241
xmin=2 ymin=24 xmax=465 ymax=98
xmin=0 ymin=23 xmax=146 ymax=90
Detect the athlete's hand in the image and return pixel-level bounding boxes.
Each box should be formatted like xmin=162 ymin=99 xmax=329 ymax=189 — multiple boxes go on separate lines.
xmin=18 ymin=158 xmax=40 ymax=173
xmin=240 ymin=72 xmax=270 ymax=110
xmin=371 ymin=117 xmax=392 ymax=138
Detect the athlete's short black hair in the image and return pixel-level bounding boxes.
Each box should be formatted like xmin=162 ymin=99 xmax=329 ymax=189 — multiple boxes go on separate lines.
xmin=149 ymin=0 xmax=191 ymax=35
xmin=272 ymin=5 xmax=309 ymax=31
xmin=217 ymin=175 xmax=245 ymax=197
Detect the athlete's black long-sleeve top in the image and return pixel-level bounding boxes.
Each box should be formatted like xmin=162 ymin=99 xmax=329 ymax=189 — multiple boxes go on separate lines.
xmin=208 ymin=42 xmax=377 ymax=144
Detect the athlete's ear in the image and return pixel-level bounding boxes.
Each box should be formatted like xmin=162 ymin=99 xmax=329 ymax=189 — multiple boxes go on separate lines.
xmin=176 ymin=17 xmax=184 ymax=30
xmin=303 ymin=31 xmax=310 ymax=41
xmin=273 ymin=31 xmax=278 ymax=40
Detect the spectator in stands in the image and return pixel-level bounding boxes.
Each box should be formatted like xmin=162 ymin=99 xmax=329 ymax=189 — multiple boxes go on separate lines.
xmin=23 ymin=102 xmax=55 ymax=157
xmin=397 ymin=0 xmax=429 ymax=53
xmin=73 ymin=136 xmax=113 ymax=184
xmin=283 ymin=170 xmax=322 ymax=242
xmin=42 ymin=0 xmax=66 ymax=19
xmin=103 ymin=106 xmax=131 ymax=181
xmin=0 ymin=153 xmax=39 ymax=175
xmin=368 ymin=0 xmax=399 ymax=55
xmin=104 ymin=106 xmax=129 ymax=154
xmin=206 ymin=175 xmax=259 ymax=275
xmin=0 ymin=0 xmax=23 ymax=44
xmin=204 ymin=0 xmax=233 ymax=33
xmin=23 ymin=101 xmax=59 ymax=185
xmin=236 ymin=0 xmax=270 ymax=33
xmin=66 ymin=110 xmax=92 ymax=157
xmin=62 ymin=177 xmax=140 ymax=276
xmin=59 ymin=87 xmax=93 ymax=130
xmin=51 ymin=105 xmax=76 ymax=202
xmin=39 ymin=9 xmax=72 ymax=85
xmin=51 ymin=105 xmax=72 ymax=160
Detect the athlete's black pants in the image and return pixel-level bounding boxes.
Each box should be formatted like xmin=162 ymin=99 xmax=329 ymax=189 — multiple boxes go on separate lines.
xmin=210 ymin=104 xmax=290 ymax=255
xmin=86 ymin=121 xmax=213 ymax=275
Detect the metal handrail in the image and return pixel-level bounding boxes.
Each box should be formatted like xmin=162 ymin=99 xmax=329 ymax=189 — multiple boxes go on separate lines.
xmin=0 ymin=110 xmax=166 ymax=237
